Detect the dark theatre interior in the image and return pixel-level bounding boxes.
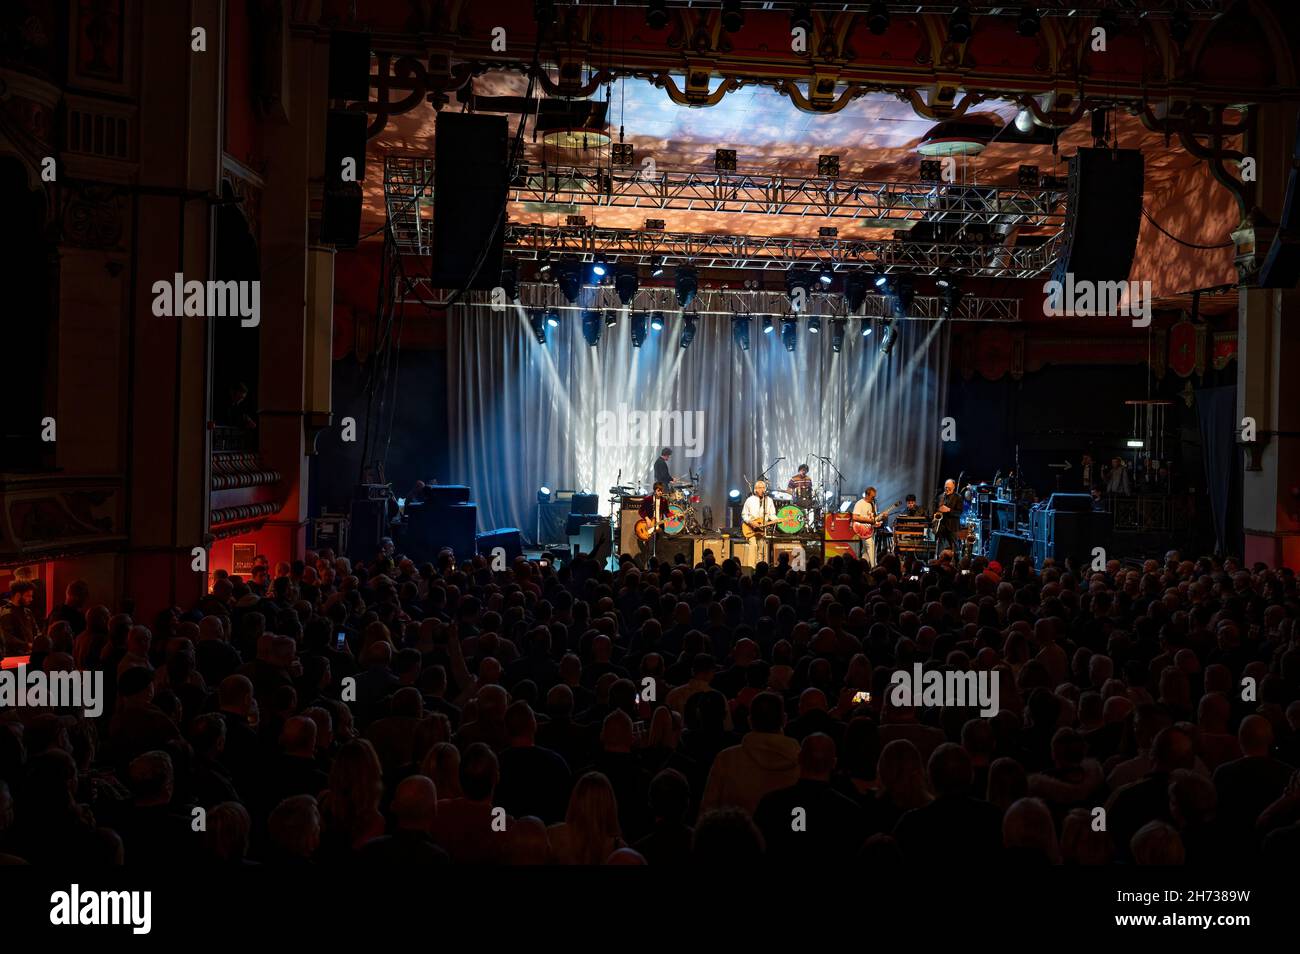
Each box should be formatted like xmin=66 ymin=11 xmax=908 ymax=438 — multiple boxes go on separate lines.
xmin=4 ymin=0 xmax=1300 ymax=889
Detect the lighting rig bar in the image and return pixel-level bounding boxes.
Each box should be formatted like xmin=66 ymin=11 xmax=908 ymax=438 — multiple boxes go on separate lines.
xmin=396 ymin=280 xmax=1021 ymax=323
xmin=507 ymin=224 xmax=1058 ymax=279
xmin=572 ymin=1 xmax=1226 ymax=18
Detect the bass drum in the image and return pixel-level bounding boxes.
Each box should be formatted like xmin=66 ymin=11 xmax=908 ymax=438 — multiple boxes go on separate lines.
xmin=662 ymin=503 xmax=687 ymax=534
xmin=775 ymin=504 xmax=805 ymax=534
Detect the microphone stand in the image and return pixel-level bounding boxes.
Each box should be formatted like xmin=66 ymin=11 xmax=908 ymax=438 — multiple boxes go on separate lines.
xmin=757 ymin=456 xmax=784 ymax=484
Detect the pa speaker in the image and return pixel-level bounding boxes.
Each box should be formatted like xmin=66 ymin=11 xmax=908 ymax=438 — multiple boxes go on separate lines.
xmin=432 ymin=112 xmax=508 ymax=291
xmin=1050 ymin=148 xmax=1144 ymax=286
xmin=325 ymin=109 xmax=367 ymax=186
xmin=1259 ymin=110 xmax=1300 ymax=288
xmin=423 ymin=485 xmax=472 ymax=506
xmin=477 ymin=527 xmax=523 ymax=563
xmin=570 ymin=493 xmax=600 ymax=515
xmin=328 ymin=31 xmax=371 ymax=101
xmin=991 ymin=531 xmax=1032 ymax=565
xmin=1046 ymin=493 xmax=1093 ymax=513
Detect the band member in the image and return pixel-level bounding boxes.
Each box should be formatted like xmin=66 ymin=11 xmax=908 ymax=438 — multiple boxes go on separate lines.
xmin=902 ymin=494 xmax=924 ymax=517
xmin=1079 ymin=453 xmax=1095 ymax=492
xmin=935 ymin=478 xmax=962 ymax=559
xmin=637 ymin=482 xmax=669 ymax=565
xmin=653 ymin=448 xmax=674 ymax=488
xmin=741 ymin=480 xmax=778 ymax=566
xmin=851 ymin=486 xmax=880 ymax=566
xmin=787 ymin=464 xmax=813 ymax=497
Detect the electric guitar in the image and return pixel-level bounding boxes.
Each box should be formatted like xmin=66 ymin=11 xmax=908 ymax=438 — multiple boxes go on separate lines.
xmin=852 ymin=500 xmax=902 ymax=539
xmin=635 ymin=511 xmax=669 ymax=542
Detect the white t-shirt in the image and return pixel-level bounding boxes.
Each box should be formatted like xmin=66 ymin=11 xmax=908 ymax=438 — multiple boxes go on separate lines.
xmin=852 ymin=497 xmax=877 ymax=526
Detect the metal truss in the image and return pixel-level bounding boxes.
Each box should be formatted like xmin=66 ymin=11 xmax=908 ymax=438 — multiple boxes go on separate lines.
xmin=507 ymin=223 xmax=1057 ymax=279
xmin=397 ymin=280 xmax=1021 ymax=323
xmin=385 ymin=156 xmax=434 ymax=255
xmin=571 ymin=1 xmax=1226 ymax=17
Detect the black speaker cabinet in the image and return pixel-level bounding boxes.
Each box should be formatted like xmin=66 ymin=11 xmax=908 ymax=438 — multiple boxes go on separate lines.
xmin=328 ymin=30 xmax=371 ymax=101
xmin=347 ymin=497 xmax=387 ymax=563
xmin=570 ymin=493 xmax=600 ymax=515
xmin=1050 ymin=148 xmax=1144 ymax=286
xmin=424 ymin=485 xmax=472 ymax=506
xmin=1045 ymin=493 xmax=1093 ymax=513
xmin=651 ymin=535 xmax=694 ymax=566
xmin=406 ymin=502 xmax=477 ymax=563
xmin=476 ymin=527 xmax=523 ymax=563
xmin=432 ymin=112 xmax=508 ymax=291
xmin=571 ymin=521 xmax=612 ymax=561
xmin=991 ymin=531 xmax=1033 ymax=565
xmin=1260 ymin=110 xmax=1300 ymax=288
xmin=537 ymin=500 xmax=571 ymax=547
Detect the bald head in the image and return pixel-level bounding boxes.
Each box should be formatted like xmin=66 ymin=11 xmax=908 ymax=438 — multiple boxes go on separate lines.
xmin=1238 ymin=714 xmax=1274 ymax=758
xmin=391 ymin=775 xmax=439 ymax=832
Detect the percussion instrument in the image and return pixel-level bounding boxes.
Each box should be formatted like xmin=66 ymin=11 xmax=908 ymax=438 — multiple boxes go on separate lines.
xmin=662 ymin=502 xmax=687 ymax=534
xmin=775 ymin=504 xmax=806 ymax=534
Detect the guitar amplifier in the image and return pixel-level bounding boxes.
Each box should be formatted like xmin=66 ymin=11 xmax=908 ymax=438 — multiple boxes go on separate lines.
xmin=423 ymin=485 xmax=471 ymax=506
xmin=771 ymin=539 xmax=818 ymax=566
xmin=823 ymin=512 xmax=854 ymax=541
xmin=619 ymin=499 xmax=645 ymax=557
xmin=823 ymin=540 xmax=860 ymax=560
xmin=652 ymin=535 xmax=694 ymax=566
xmin=693 ymin=534 xmax=732 ymax=565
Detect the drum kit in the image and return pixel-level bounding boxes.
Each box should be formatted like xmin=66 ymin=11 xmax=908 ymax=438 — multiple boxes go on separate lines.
xmin=767 ymin=487 xmax=824 ymax=536
xmin=664 ymin=478 xmax=705 ymax=535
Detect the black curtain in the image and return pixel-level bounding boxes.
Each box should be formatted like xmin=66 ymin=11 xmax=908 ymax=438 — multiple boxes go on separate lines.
xmin=1195 ymin=385 xmax=1242 ymax=557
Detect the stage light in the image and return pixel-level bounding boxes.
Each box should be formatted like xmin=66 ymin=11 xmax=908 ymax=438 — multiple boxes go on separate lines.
xmin=538 ymin=250 xmax=553 ymax=274
xmin=1126 ymin=439 xmax=1145 ymax=449
xmin=729 ymin=488 xmax=741 ymax=500
xmin=948 ymin=4 xmax=972 ymax=43
xmin=581 ymin=309 xmax=602 ymax=346
xmin=1014 ymin=108 xmax=1035 ymax=134
xmin=733 ymin=313 xmax=751 ymax=351
xmin=790 ymin=2 xmax=813 ymax=32
xmin=762 ymin=315 xmax=774 ymax=335
xmin=592 ymin=253 xmax=609 ymax=278
xmin=781 ymin=316 xmax=797 ymax=352
xmin=867 ymin=1 xmax=889 ymax=34
xmin=874 ymin=273 xmax=891 ymax=290
xmin=860 ymin=317 xmax=872 ymax=337
xmin=879 ymin=320 xmax=898 ymax=356
xmin=675 ymin=265 xmax=698 ymax=308
xmin=830 ymin=319 xmax=846 ymax=353
xmin=891 ymin=278 xmax=914 ymax=320
xmin=650 ymin=256 xmax=666 ymax=278
xmin=604 ymin=308 xmax=618 ymax=327
xmin=557 ymin=258 xmax=583 ymax=303
xmin=818 ymin=262 xmax=835 ymax=286
xmin=940 ymin=283 xmax=963 ymax=319
xmin=538 ymin=486 xmax=552 ymax=502
xmin=650 ymin=311 xmax=665 ymax=331
xmin=936 ymin=271 xmax=953 ymax=289
xmin=615 ymin=268 xmax=639 ymax=305
xmin=545 ymin=308 xmax=560 ymax=328
xmin=630 ymin=312 xmax=648 ymax=347
xmin=499 ymin=262 xmax=519 ymax=302
xmin=680 ymin=315 xmax=698 ymax=348
xmin=808 ymin=315 xmax=821 ymax=334
xmin=785 ymin=268 xmax=813 ymax=310
xmin=645 ymin=0 xmax=668 ymax=30
xmin=528 ymin=309 xmax=548 ymax=344
xmin=721 ymin=0 xmax=744 ymax=33
xmin=845 ymin=272 xmax=869 ymax=314
xmin=1170 ymin=9 xmax=1191 ymax=45
xmin=1017 ymin=6 xmax=1040 ymax=37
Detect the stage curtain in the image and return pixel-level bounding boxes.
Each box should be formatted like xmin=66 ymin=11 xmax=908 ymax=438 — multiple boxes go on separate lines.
xmin=1195 ymin=385 xmax=1242 ymax=556
xmin=448 ymin=308 xmax=951 ymax=543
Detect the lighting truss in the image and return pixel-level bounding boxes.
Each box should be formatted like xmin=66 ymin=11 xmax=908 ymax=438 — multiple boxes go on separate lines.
xmin=504 ymin=223 xmax=1058 ymax=279
xmin=396 ymin=280 xmax=1021 ymax=323
xmin=575 ymin=1 xmax=1226 ymax=17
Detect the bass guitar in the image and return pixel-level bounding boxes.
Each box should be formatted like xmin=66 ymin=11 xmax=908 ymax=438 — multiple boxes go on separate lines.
xmin=851 ymin=501 xmax=902 ymax=539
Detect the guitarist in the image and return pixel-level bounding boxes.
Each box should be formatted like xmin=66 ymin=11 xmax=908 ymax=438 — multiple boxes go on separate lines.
xmin=636 ymin=482 xmax=670 ymax=565
xmin=934 ymin=478 xmax=963 ymax=560
xmin=851 ymin=486 xmax=881 ymax=566
xmin=740 ymin=480 xmax=778 ymax=566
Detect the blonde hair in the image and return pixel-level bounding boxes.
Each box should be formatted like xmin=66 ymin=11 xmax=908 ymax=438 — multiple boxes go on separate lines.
xmin=562 ymin=772 xmax=622 ymax=865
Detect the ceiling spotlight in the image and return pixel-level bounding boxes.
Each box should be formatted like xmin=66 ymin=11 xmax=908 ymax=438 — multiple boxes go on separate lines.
xmin=830 ymin=319 xmax=846 ymax=353
xmin=1017 ymin=6 xmax=1040 ymax=38
xmin=630 ymin=312 xmax=648 ymax=347
xmin=675 ymin=265 xmax=698 ymax=308
xmin=781 ymin=316 xmax=798 ymax=352
xmin=879 ymin=320 xmax=898 ymax=356
xmin=499 ymin=262 xmax=519 ymax=303
xmin=645 ymin=0 xmax=668 ymax=31
xmin=845 ymin=272 xmax=869 ymax=314
xmin=679 ymin=315 xmax=698 ymax=349
xmin=891 ymin=278 xmax=914 ymax=320
xmin=762 ymin=315 xmax=774 ymax=335
xmin=650 ymin=256 xmax=666 ymax=278
xmin=874 ymin=273 xmax=892 ymax=293
xmin=728 ymin=488 xmax=741 ymax=500
xmin=867 ymin=1 xmax=890 ymax=35
xmin=557 ymin=258 xmax=583 ymax=303
xmin=1014 ymin=108 xmax=1035 ymax=134
xmin=592 ymin=253 xmax=609 ymax=278
xmin=818 ymin=262 xmax=835 ymax=286
xmin=790 ymin=2 xmax=813 ymax=33
xmin=948 ymin=4 xmax=972 ymax=44
xmin=1170 ymin=9 xmax=1192 ymax=46
xmin=785 ymin=268 xmax=813 ymax=310
xmin=940 ymin=283 xmax=963 ymax=319
xmin=615 ymin=268 xmax=639 ymax=306
xmin=936 ymin=271 xmax=952 ymax=289
xmin=528 ymin=309 xmax=548 ymax=344
xmin=860 ymin=317 xmax=873 ymax=337
xmin=604 ymin=308 xmax=618 ymax=328
xmin=581 ymin=309 xmax=602 ymax=346
xmin=538 ymin=250 xmax=553 ymax=274
xmin=545 ymin=308 xmax=560 ymax=328
xmin=650 ymin=311 xmax=665 ymax=331
xmin=808 ymin=315 xmax=822 ymax=334
xmin=721 ymin=0 xmax=744 ymax=33
xmin=732 ymin=314 xmax=751 ymax=351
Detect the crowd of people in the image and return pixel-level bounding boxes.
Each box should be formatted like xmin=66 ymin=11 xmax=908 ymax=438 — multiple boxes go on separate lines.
xmin=1 ymin=542 xmax=1297 ymax=866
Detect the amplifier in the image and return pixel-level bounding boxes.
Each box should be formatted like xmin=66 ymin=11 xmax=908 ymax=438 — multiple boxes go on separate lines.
xmin=991 ymin=530 xmax=1033 ymax=565
xmin=570 ymin=493 xmax=600 ymax=515
xmin=823 ymin=540 xmax=860 ymax=560
xmin=693 ymin=535 xmax=732 ymax=565
xmin=476 ymin=527 xmax=523 ymax=563
xmin=423 ymin=485 xmax=471 ymax=506
xmin=652 ymin=534 xmax=695 ymax=566
xmin=772 ymin=539 xmax=819 ymax=566
xmin=823 ymin=512 xmax=854 ymax=541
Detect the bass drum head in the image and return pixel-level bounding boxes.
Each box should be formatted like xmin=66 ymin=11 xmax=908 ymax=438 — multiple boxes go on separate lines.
xmin=775 ymin=505 xmax=805 ymax=534
xmin=663 ymin=503 xmax=687 ymax=534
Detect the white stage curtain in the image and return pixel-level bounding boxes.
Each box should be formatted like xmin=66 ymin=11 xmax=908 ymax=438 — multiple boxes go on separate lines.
xmin=448 ymin=307 xmax=951 ymax=542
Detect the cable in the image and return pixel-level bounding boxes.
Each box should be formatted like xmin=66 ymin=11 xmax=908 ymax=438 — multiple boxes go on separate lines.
xmin=1141 ymin=207 xmax=1233 ymax=250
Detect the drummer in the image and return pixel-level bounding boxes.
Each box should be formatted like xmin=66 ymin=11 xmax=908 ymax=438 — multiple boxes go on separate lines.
xmin=787 ymin=463 xmax=813 ymax=499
